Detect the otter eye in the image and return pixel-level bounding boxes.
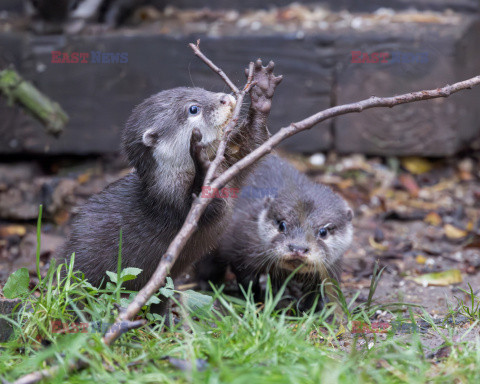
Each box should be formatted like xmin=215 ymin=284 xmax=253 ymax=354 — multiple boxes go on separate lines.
xmin=189 ymin=105 xmax=200 ymax=115
xmin=318 ymin=227 xmax=328 ymax=238
xmin=278 ymin=221 xmax=287 ymax=233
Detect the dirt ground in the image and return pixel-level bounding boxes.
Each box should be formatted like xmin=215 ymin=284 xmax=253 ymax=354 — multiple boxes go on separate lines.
xmin=1 ymin=150 xmax=479 ymax=351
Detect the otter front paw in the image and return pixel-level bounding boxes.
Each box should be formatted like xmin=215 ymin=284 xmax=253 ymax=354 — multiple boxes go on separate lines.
xmin=246 ymin=59 xmax=283 ymax=115
xmin=190 ymin=128 xmax=211 ymax=174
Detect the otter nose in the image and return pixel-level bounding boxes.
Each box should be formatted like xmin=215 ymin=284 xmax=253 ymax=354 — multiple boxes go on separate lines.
xmin=220 ymin=94 xmax=235 ymax=107
xmin=288 ymin=244 xmax=309 ymax=255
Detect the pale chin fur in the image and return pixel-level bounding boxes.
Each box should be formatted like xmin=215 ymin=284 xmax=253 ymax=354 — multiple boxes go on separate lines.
xmin=149 ymin=93 xmax=235 ymax=206
xmin=257 ymin=207 xmax=353 ymax=275
xmin=152 ymin=93 xmax=235 ymax=169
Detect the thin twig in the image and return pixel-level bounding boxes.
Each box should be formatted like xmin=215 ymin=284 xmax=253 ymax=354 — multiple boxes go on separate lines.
xmin=189 ymin=40 xmax=240 ymax=94
xmin=210 ymin=75 xmax=480 ymax=192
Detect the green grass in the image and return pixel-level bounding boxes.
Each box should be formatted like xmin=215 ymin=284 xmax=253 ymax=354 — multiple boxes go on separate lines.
xmin=1 ymin=209 xmax=480 ymax=383
xmin=2 ymin=260 xmax=480 ymax=384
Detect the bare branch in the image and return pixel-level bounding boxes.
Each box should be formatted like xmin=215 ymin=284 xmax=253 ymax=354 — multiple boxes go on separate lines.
xmin=211 ymin=75 xmax=480 ymax=192
xmin=189 ymin=40 xmax=240 ymax=94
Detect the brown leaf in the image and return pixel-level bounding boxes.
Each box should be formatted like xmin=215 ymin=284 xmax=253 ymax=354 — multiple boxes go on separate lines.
xmin=444 ymin=224 xmax=467 ymax=240
xmin=424 ymin=212 xmax=442 ymax=226
xmin=415 ymin=255 xmax=427 ymax=265
xmin=464 ymin=234 xmax=480 ymax=249
xmin=398 ymin=173 xmax=420 ymax=197
xmin=0 ymin=225 xmax=27 ymax=238
xmin=368 ymin=236 xmax=388 ymax=251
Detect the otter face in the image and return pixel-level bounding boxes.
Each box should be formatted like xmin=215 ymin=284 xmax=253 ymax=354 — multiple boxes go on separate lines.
xmin=123 ymin=87 xmax=236 ymax=175
xmin=256 ymin=190 xmax=353 ymax=278
xmin=184 ymin=92 xmax=236 ymax=145
xmin=141 ymin=88 xmax=235 ymax=167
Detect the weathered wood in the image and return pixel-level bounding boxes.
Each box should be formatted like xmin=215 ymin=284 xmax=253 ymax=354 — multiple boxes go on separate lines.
xmin=166 ymin=0 xmax=479 ymax=13
xmin=334 ymin=18 xmax=480 ymax=156
xmin=0 ymin=33 xmax=332 ymax=154
xmin=0 ymin=7 xmax=478 ymax=156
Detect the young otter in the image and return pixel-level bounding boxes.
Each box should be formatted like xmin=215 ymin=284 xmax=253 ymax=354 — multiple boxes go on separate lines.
xmin=58 ymin=61 xmax=283 ymax=312
xmin=196 ymin=155 xmax=353 ymax=312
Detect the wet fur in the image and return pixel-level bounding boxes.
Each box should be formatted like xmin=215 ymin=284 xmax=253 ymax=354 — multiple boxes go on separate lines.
xmin=58 ymin=87 xmax=270 ymax=294
xmin=196 ymin=155 xmax=353 ymax=312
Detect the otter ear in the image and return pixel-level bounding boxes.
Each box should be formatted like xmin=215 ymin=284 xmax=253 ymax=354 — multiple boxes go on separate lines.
xmin=346 ymin=208 xmax=354 ymax=221
xmin=142 ymin=129 xmax=159 ymax=147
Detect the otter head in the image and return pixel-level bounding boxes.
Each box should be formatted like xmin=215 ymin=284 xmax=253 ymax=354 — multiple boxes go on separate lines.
xmin=122 ymin=87 xmax=236 ymax=181
xmin=256 ymin=186 xmax=353 ymax=280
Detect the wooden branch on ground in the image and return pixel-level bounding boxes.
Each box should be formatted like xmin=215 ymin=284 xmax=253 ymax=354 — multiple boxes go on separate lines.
xmin=11 ymin=42 xmax=480 ymax=384
xmin=0 ymin=68 xmax=68 ymax=136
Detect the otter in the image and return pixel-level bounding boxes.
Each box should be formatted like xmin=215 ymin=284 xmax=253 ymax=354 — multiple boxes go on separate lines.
xmin=196 ymin=155 xmax=353 ymax=312
xmin=57 ymin=61 xmax=283 ymax=314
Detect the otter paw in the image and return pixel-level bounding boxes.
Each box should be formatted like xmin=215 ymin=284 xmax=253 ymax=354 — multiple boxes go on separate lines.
xmin=245 ymin=59 xmax=283 ymax=115
xmin=190 ymin=128 xmax=211 ymax=173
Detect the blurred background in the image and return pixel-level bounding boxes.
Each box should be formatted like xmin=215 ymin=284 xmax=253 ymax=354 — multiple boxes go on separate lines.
xmin=0 ymin=1 xmax=480 ymax=318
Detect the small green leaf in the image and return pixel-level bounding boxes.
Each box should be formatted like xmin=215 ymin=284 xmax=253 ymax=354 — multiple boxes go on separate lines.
xmin=120 ymin=267 xmax=142 ymax=282
xmin=146 ymin=312 xmax=163 ymax=321
xmin=106 ymin=271 xmax=118 ymax=283
xmin=145 ymin=295 xmax=161 ymax=306
xmin=181 ymin=290 xmax=213 ymax=316
xmin=3 ymin=268 xmax=30 ymax=299
xmin=129 ymin=291 xmax=162 ymax=307
xmin=165 ymin=277 xmax=174 ymax=290
xmin=159 ymin=277 xmax=175 ymax=299
xmin=105 ymin=282 xmax=116 ymax=291
xmin=119 ymin=297 xmax=131 ymax=308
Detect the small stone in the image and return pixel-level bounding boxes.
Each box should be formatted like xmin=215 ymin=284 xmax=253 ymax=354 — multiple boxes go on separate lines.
xmin=309 ymin=153 xmax=326 ymax=166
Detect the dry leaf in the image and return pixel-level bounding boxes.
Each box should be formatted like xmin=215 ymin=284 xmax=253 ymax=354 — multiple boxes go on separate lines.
xmin=398 ymin=173 xmax=420 ymax=197
xmin=466 ymin=220 xmax=474 ymax=232
xmin=368 ymin=236 xmax=389 ymax=251
xmin=0 ymin=225 xmax=27 ymax=238
xmin=408 ymin=269 xmax=463 ymax=287
xmin=401 ymin=157 xmax=433 ymax=175
xmin=424 ymin=212 xmax=442 ymax=226
xmin=444 ymin=224 xmax=467 ymax=240
xmin=77 ymin=172 xmax=92 ymax=184
xmin=415 ymin=255 xmax=427 ymax=264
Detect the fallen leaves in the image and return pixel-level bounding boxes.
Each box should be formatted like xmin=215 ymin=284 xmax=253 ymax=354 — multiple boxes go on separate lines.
xmin=0 ymin=225 xmax=26 ymax=238
xmin=424 ymin=212 xmax=442 ymax=226
xmin=401 ymin=157 xmax=433 ymax=175
xmin=368 ymin=236 xmax=389 ymax=251
xmin=444 ymin=224 xmax=468 ymax=240
xmin=398 ymin=173 xmax=420 ymax=197
xmin=408 ymin=269 xmax=463 ymax=287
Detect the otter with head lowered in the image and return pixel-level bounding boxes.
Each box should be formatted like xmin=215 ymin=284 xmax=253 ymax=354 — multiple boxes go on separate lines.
xmin=196 ymin=155 xmax=353 ymax=312
xmin=58 ymin=61 xmax=283 ymax=314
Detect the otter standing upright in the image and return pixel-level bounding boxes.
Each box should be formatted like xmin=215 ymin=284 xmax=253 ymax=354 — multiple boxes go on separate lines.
xmin=58 ymin=61 xmax=282 ymax=313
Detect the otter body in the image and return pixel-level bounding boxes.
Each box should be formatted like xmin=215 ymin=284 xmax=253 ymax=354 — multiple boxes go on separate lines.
xmin=58 ymin=62 xmax=282 ymax=303
xmin=196 ymin=155 xmax=353 ymax=312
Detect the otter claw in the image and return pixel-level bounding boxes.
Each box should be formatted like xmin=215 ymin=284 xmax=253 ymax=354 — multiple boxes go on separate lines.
xmin=246 ymin=58 xmax=283 ymax=115
xmin=266 ymin=60 xmax=274 ymax=73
